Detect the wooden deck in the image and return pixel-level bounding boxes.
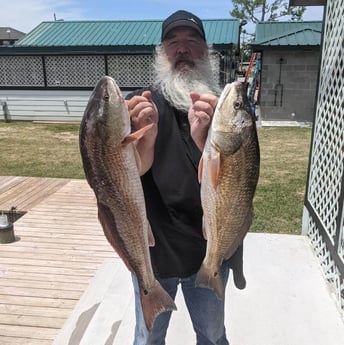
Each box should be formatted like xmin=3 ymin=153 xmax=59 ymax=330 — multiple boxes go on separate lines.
xmin=0 ymin=176 xmax=69 ymax=212
xmin=0 ymin=176 xmax=116 ymax=345
xmin=1 ymin=177 xmax=344 ymax=345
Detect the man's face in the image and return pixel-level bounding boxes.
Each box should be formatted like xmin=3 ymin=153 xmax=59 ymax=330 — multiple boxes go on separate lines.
xmin=162 ymin=27 xmax=207 ymax=73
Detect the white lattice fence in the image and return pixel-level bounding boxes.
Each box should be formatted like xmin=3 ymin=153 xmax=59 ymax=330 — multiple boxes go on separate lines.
xmin=0 ymin=55 xmax=155 ymax=88
xmin=0 ymin=56 xmax=44 ymax=86
xmin=303 ymin=0 xmax=344 ymax=317
xmin=107 ymin=55 xmax=154 ymax=87
xmin=45 ymin=55 xmax=105 ymax=87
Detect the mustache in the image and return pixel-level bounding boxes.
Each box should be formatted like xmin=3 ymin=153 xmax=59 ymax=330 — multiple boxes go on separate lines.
xmin=174 ymin=54 xmax=195 ymax=68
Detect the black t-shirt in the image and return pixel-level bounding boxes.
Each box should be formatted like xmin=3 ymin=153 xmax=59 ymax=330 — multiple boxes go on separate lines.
xmin=127 ymin=87 xmax=206 ymax=278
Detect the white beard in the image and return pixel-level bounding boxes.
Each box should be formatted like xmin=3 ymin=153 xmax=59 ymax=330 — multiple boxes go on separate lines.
xmin=152 ymin=46 xmax=220 ymax=112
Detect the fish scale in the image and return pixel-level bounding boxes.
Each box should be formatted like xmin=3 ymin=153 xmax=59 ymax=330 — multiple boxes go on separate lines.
xmin=196 ymin=81 xmax=260 ymax=299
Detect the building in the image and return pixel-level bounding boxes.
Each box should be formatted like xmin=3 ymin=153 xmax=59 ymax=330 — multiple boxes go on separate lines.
xmin=0 ymin=27 xmax=25 ymax=46
xmin=252 ymin=21 xmax=322 ymax=122
xmin=0 ymin=19 xmax=239 ymax=122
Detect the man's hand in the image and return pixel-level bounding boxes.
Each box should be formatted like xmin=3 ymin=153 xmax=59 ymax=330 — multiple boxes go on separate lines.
xmin=188 ymin=92 xmax=218 ymax=151
xmin=126 ymin=91 xmax=159 ymax=175
xmin=127 ymin=90 xmax=159 ymax=131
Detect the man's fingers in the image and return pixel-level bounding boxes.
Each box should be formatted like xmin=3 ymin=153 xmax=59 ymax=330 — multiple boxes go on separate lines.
xmin=142 ymin=90 xmax=153 ymax=102
xmin=190 ymin=92 xmax=201 ymax=104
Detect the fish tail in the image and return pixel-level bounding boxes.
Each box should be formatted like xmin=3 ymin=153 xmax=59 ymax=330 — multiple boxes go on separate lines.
xmin=140 ymin=280 xmax=177 ymax=331
xmin=195 ymin=263 xmax=225 ymax=300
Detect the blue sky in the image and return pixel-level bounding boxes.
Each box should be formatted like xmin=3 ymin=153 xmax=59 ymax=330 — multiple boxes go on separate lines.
xmin=1 ymin=0 xmax=324 ymax=33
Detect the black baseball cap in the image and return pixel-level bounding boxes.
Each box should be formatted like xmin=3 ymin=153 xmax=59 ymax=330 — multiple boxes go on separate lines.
xmin=161 ymin=10 xmax=206 ymax=42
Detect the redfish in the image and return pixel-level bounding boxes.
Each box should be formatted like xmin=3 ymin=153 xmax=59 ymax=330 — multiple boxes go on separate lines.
xmin=196 ymin=81 xmax=260 ymax=299
xmin=79 ymin=76 xmax=176 ymax=330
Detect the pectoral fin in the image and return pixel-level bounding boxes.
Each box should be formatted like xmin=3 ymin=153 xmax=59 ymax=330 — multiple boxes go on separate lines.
xmin=198 ymin=156 xmax=204 ymax=183
xmin=209 ymin=151 xmax=221 ymax=190
xmin=202 ymin=216 xmax=207 ymax=240
xmin=147 ymin=223 xmax=155 ymax=247
xmin=123 ymin=123 xmax=154 ymax=144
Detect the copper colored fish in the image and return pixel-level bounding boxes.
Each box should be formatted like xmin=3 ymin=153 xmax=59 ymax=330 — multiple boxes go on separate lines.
xmin=196 ymin=81 xmax=260 ymax=299
xmin=79 ymin=76 xmax=176 ymax=330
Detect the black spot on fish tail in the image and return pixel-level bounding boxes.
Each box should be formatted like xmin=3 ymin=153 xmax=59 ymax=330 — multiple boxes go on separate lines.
xmin=140 ymin=280 xmax=177 ymax=332
xmin=195 ymin=263 xmax=224 ymax=300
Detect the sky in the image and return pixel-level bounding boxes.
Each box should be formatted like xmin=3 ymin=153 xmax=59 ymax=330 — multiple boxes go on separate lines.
xmin=1 ymin=0 xmax=324 ymax=34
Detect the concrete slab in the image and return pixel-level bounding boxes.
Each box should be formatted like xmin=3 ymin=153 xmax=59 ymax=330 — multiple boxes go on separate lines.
xmin=226 ymin=233 xmax=344 ymax=345
xmin=54 ymin=233 xmax=344 ymax=345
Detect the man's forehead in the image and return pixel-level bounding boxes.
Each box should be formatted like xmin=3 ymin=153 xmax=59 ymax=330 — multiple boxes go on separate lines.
xmin=164 ymin=27 xmax=203 ymax=40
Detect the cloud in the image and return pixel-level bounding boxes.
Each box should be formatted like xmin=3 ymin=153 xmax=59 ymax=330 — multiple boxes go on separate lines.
xmin=1 ymin=0 xmax=84 ymax=33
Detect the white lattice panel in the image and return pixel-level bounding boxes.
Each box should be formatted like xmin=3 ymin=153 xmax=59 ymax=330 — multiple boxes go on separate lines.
xmin=304 ymin=0 xmax=344 ymax=317
xmin=45 ymin=55 xmax=105 ymax=87
xmin=340 ymin=208 xmax=344 ymax=261
xmin=107 ymin=55 xmax=154 ymax=88
xmin=0 ymin=56 xmax=44 ymax=86
xmin=308 ymin=216 xmax=344 ymax=313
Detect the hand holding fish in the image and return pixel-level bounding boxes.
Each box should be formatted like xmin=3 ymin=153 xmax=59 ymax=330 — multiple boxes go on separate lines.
xmin=126 ymin=91 xmax=159 ymax=175
xmin=127 ymin=91 xmax=159 ymax=130
xmin=188 ymin=92 xmax=218 ymax=151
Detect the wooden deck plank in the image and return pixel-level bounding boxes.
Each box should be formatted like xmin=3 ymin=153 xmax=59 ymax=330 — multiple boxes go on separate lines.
xmin=0 ymin=314 xmax=66 ymax=329
xmin=0 ymin=176 xmax=69 ymax=212
xmin=0 ymin=278 xmax=86 ymax=292
xmin=1 ymin=271 xmax=92 ymax=285
xmin=0 ymin=336 xmax=52 ymax=345
xmin=0 ymin=324 xmax=57 ymax=339
xmin=0 ymin=304 xmax=72 ymax=318
xmin=0 ymin=177 xmax=115 ymax=344
xmin=0 ymin=176 xmax=27 ymax=194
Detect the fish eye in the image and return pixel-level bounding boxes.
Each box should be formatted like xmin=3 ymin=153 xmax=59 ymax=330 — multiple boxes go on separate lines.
xmin=233 ymin=100 xmax=242 ymax=110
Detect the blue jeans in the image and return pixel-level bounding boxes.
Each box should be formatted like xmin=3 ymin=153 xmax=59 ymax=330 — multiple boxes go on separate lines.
xmin=132 ymin=260 xmax=230 ymax=345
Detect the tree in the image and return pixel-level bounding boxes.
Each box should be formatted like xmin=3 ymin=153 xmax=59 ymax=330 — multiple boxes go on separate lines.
xmin=231 ymin=0 xmax=306 ymax=28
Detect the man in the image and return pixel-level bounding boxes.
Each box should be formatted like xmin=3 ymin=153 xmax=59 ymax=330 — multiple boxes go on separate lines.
xmin=126 ymin=10 xmax=244 ymax=345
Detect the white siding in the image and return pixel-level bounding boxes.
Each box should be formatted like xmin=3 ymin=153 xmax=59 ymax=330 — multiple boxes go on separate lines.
xmin=0 ymin=90 xmax=92 ymax=122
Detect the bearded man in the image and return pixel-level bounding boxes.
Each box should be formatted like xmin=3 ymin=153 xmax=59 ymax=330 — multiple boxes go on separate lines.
xmin=126 ymin=10 xmax=244 ymax=345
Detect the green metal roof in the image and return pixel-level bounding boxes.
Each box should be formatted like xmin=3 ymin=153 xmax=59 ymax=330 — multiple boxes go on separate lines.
xmin=15 ymin=19 xmax=239 ymax=48
xmin=254 ymin=21 xmax=322 ymax=46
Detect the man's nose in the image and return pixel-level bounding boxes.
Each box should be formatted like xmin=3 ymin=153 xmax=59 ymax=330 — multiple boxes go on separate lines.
xmin=176 ymin=42 xmax=190 ymax=54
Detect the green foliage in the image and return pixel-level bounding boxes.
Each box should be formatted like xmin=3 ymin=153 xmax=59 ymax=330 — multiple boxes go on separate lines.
xmin=231 ymin=0 xmax=306 ymax=30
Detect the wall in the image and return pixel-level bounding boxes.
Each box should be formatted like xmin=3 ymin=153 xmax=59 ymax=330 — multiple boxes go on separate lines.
xmin=0 ymin=90 xmax=91 ymax=122
xmin=259 ymin=48 xmax=320 ymax=122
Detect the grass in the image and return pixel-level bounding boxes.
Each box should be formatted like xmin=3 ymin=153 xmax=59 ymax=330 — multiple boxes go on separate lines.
xmin=252 ymin=127 xmax=311 ymax=234
xmin=0 ymin=121 xmax=312 ymax=235
xmin=0 ymin=121 xmax=85 ymax=179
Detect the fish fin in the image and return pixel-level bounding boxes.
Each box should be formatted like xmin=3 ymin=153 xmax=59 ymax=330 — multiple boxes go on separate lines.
xmin=140 ymin=279 xmax=177 ymax=331
xmin=209 ymin=152 xmax=221 ymax=189
xmin=195 ymin=262 xmax=224 ymax=300
xmin=198 ymin=156 xmax=204 ymax=183
xmin=147 ymin=223 xmax=155 ymax=247
xmin=202 ymin=217 xmax=207 ymax=240
xmin=123 ymin=123 xmax=154 ymax=144
xmin=132 ymin=145 xmax=142 ymax=173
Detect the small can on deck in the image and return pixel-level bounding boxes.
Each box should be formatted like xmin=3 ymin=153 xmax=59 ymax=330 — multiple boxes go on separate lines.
xmin=0 ymin=223 xmax=15 ymax=244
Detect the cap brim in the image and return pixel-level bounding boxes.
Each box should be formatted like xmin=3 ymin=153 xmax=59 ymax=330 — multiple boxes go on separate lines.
xmin=162 ymin=20 xmax=205 ymax=41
